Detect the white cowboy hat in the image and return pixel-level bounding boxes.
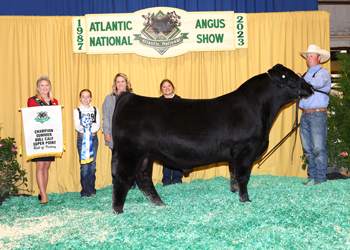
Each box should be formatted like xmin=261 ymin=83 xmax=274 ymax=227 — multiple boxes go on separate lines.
xmin=300 ymin=45 xmax=330 ymax=63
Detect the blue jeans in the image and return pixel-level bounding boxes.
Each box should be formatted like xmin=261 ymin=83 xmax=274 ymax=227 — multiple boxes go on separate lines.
xmin=77 ymin=135 xmax=98 ymax=196
xmin=300 ymin=111 xmax=328 ymax=183
xmin=162 ymin=164 xmax=183 ymax=186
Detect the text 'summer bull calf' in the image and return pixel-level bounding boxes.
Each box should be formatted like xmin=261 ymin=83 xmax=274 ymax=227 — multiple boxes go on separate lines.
xmin=111 ymin=64 xmax=314 ymax=213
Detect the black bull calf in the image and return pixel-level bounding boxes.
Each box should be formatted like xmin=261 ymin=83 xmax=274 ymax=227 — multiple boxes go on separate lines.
xmin=111 ymin=64 xmax=314 ymax=213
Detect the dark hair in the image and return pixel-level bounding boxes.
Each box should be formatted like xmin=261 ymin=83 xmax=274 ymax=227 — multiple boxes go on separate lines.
xmin=159 ymin=79 xmax=175 ymax=94
xmin=79 ymin=89 xmax=92 ymax=98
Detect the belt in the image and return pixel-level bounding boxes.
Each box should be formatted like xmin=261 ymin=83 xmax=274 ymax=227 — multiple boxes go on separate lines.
xmin=302 ymin=108 xmax=327 ymax=113
xmin=78 ymin=132 xmax=97 ymax=136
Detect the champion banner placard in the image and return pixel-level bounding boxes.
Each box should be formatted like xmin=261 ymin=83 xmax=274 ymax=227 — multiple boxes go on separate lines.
xmin=72 ymin=7 xmax=247 ymax=58
xmin=21 ymin=106 xmax=63 ymax=161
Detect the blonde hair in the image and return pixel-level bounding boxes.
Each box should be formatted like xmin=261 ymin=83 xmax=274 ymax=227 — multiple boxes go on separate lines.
xmin=36 ymin=75 xmax=54 ymax=101
xmin=112 ymin=73 xmax=133 ymax=95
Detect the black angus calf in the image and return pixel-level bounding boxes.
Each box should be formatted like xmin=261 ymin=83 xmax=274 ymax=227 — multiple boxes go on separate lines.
xmin=111 ymin=64 xmax=314 ymax=213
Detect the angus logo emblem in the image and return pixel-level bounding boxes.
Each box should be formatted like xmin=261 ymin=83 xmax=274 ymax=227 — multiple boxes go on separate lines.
xmin=35 ymin=111 xmax=50 ymax=124
xmin=134 ymin=10 xmax=188 ymax=55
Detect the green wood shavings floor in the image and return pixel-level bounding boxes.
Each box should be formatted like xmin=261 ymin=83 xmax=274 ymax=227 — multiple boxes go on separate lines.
xmin=1 ymin=175 xmax=349 ymax=249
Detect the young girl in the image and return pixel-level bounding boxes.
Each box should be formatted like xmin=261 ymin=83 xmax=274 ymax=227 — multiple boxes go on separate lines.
xmin=73 ymin=89 xmax=100 ymax=197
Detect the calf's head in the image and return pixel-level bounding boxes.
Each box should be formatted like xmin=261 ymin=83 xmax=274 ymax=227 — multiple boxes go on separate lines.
xmin=268 ymin=64 xmax=314 ymax=98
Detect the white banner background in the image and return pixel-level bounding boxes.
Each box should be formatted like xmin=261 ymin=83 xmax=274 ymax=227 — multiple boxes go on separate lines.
xmin=22 ymin=106 xmax=63 ymax=161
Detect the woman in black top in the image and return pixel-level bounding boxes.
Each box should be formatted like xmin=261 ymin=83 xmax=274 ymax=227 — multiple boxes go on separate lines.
xmin=159 ymin=79 xmax=183 ymax=186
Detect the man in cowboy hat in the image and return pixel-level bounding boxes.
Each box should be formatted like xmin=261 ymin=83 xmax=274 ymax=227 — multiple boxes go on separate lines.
xmin=298 ymin=44 xmax=331 ymax=185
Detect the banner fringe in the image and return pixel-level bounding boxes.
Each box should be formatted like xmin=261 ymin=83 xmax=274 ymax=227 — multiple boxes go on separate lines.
xmin=26 ymin=152 xmax=62 ymax=161
xmin=81 ymin=157 xmax=93 ymax=165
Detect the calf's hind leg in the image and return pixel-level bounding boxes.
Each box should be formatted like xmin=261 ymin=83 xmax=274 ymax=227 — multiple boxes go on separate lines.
xmin=136 ymin=157 xmax=165 ymax=206
xmin=228 ymin=163 xmax=239 ymax=193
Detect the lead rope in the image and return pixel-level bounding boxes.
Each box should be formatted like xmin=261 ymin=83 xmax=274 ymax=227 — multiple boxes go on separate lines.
xmin=291 ymin=90 xmax=301 ymax=161
xmin=258 ymin=77 xmax=302 ymax=167
xmin=259 ymin=73 xmax=329 ymax=166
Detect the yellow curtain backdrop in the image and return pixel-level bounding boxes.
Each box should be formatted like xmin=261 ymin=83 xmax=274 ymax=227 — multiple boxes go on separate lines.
xmin=0 ymin=11 xmax=330 ymax=195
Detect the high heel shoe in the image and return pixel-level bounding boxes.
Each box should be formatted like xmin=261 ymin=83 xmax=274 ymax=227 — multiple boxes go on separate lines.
xmin=38 ymin=194 xmax=41 ymax=200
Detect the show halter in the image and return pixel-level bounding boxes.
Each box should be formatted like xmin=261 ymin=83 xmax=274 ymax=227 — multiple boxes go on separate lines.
xmin=259 ymin=71 xmax=331 ymax=166
xmin=80 ymin=114 xmax=94 ymax=164
xmin=258 ymin=72 xmax=303 ymax=166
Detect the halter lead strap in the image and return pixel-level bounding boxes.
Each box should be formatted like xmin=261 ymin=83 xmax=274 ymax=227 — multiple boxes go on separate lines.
xmin=259 ymin=73 xmax=302 ymax=166
xmin=259 ymin=72 xmax=329 ymax=166
xmin=303 ymin=68 xmax=329 ymax=96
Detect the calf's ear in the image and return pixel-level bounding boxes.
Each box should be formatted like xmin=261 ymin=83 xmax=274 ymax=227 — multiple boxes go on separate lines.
xmin=269 ymin=64 xmax=283 ymax=77
xmin=273 ymin=63 xmax=283 ymax=71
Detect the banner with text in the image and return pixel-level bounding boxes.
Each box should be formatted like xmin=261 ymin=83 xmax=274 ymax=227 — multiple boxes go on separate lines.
xmin=22 ymin=106 xmax=63 ymax=161
xmin=72 ymin=7 xmax=247 ymax=58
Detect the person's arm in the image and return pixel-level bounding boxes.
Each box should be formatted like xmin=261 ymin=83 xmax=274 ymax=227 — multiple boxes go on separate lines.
xmin=52 ymin=98 xmax=59 ymax=105
xmin=27 ymin=97 xmax=38 ymax=107
xmin=73 ymin=109 xmax=83 ymax=133
xmin=305 ymin=69 xmax=331 ymax=90
xmin=102 ymin=96 xmax=111 ymax=142
xmin=91 ymin=107 xmax=101 ymax=133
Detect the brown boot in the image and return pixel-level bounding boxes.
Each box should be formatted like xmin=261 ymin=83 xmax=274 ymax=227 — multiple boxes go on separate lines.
xmin=302 ymin=179 xmax=312 ymax=185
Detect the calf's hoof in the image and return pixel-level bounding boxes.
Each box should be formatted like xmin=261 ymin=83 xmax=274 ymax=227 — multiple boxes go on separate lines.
xmin=230 ymin=185 xmax=238 ymax=193
xmin=155 ymin=201 xmax=165 ymax=206
xmin=113 ymin=206 xmax=124 ymax=214
xmin=239 ymin=194 xmax=251 ymax=202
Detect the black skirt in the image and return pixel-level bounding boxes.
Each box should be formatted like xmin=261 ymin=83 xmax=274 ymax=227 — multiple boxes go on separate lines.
xmin=31 ymin=157 xmax=55 ymax=162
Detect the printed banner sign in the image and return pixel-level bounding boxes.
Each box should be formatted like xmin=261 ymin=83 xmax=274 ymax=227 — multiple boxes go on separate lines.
xmin=72 ymin=7 xmax=247 ymax=58
xmin=22 ymin=106 xmax=63 ymax=161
